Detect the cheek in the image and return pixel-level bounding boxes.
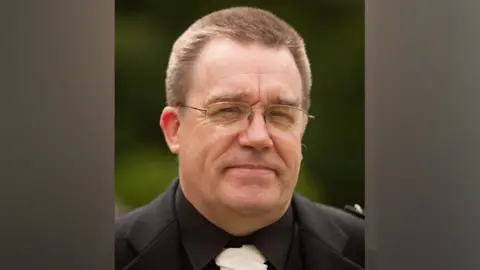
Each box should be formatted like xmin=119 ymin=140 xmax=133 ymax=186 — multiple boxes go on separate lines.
xmin=272 ymin=133 xmax=303 ymax=169
xmin=180 ymin=123 xmax=238 ymax=171
xmin=204 ymin=126 xmax=240 ymax=166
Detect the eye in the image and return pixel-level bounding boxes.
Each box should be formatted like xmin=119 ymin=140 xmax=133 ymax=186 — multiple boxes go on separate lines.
xmin=269 ymin=109 xmax=294 ymax=120
xmin=207 ymin=103 xmax=248 ymax=122
xmin=218 ymin=106 xmax=242 ymax=114
xmin=267 ymin=107 xmax=297 ymax=127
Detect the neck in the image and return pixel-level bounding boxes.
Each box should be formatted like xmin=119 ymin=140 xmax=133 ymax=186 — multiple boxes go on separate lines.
xmin=214 ymin=209 xmax=286 ymax=236
xmin=193 ymin=197 xmax=290 ymax=236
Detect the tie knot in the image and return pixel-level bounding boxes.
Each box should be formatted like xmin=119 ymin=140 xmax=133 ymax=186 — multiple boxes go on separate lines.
xmin=215 ymin=245 xmax=267 ymax=270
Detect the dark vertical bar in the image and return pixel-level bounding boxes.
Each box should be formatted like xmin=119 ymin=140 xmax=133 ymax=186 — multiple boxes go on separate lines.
xmin=0 ymin=1 xmax=114 ymax=269
xmin=366 ymin=0 xmax=480 ymax=269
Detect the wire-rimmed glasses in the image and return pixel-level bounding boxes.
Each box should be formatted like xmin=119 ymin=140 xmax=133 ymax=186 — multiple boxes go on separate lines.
xmin=180 ymin=101 xmax=314 ymax=132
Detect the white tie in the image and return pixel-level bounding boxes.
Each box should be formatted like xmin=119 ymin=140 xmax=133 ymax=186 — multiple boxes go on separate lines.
xmin=215 ymin=245 xmax=268 ymax=270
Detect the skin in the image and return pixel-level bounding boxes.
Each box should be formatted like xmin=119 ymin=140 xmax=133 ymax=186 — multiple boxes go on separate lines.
xmin=160 ymin=38 xmax=307 ymax=236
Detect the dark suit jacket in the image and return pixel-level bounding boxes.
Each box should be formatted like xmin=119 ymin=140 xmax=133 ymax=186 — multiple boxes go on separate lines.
xmin=115 ymin=180 xmax=365 ymax=270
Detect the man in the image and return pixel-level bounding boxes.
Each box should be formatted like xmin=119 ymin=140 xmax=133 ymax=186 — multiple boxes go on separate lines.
xmin=115 ymin=6 xmax=364 ymax=270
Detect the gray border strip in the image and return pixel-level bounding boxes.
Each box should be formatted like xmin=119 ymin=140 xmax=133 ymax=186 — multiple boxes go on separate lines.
xmin=366 ymin=0 xmax=480 ymax=269
xmin=0 ymin=1 xmax=114 ymax=269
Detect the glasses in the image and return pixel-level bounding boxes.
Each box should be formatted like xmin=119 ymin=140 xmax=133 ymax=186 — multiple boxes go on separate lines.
xmin=180 ymin=102 xmax=314 ymax=132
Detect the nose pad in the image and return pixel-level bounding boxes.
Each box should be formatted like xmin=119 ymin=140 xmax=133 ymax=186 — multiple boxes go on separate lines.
xmin=247 ymin=108 xmax=266 ymax=123
xmin=239 ymin=110 xmax=273 ymax=150
xmin=246 ymin=111 xmax=268 ymax=130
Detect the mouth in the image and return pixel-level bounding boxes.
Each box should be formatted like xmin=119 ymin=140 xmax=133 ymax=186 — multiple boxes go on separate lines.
xmin=224 ymin=164 xmax=278 ymax=176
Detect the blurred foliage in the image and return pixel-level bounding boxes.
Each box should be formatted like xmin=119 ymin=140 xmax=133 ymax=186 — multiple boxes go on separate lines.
xmin=115 ymin=0 xmax=364 ymax=212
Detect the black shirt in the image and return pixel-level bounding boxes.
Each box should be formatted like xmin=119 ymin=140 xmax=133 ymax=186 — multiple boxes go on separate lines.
xmin=175 ymin=187 xmax=296 ymax=270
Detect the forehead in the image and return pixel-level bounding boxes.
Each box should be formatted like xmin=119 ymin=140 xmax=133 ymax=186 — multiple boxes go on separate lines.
xmin=190 ymin=38 xmax=303 ymax=105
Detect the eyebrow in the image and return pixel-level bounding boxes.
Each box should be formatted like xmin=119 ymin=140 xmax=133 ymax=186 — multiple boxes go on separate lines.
xmin=203 ymin=92 xmax=251 ymax=106
xmin=203 ymin=92 xmax=301 ymax=107
xmin=268 ymin=96 xmax=301 ymax=107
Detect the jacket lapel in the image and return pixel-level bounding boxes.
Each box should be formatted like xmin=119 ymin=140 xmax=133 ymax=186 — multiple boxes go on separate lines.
xmin=293 ymin=195 xmax=364 ymax=270
xmin=123 ymin=180 xmax=183 ymax=270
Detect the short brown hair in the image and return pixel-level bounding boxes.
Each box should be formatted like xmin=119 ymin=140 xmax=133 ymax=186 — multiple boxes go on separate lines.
xmin=165 ymin=7 xmax=312 ymax=110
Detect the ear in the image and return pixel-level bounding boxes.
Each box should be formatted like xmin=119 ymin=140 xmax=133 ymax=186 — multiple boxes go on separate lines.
xmin=160 ymin=107 xmax=181 ymax=154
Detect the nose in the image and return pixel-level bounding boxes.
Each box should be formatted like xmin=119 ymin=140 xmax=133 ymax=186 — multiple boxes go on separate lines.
xmin=238 ymin=111 xmax=273 ymax=150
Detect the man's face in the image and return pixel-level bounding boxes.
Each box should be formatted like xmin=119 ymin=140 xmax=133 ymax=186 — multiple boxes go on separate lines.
xmin=162 ymin=38 xmax=306 ymax=216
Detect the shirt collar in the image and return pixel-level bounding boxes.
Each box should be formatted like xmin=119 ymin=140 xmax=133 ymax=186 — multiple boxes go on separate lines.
xmin=175 ymin=186 xmax=294 ymax=270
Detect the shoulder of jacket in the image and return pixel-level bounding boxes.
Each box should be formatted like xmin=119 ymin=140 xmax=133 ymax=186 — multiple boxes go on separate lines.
xmin=314 ymin=202 xmax=365 ymax=267
xmin=315 ymin=202 xmax=364 ymax=237
xmin=115 ymin=203 xmax=148 ymax=234
xmin=114 ymin=206 xmax=149 ymax=270
xmin=114 ymin=191 xmax=176 ymax=270
xmin=297 ymin=195 xmax=364 ymax=231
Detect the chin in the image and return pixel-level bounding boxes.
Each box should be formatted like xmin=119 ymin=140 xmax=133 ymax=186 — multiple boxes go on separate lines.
xmin=222 ymin=188 xmax=280 ymax=215
xmin=228 ymin=202 xmax=274 ymax=216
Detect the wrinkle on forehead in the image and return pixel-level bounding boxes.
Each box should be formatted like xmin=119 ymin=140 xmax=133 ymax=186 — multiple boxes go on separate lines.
xmin=189 ymin=39 xmax=302 ymax=105
xmin=206 ymin=83 xmax=301 ymax=108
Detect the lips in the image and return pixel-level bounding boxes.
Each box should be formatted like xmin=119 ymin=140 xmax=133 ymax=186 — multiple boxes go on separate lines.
xmin=224 ymin=164 xmax=278 ymax=175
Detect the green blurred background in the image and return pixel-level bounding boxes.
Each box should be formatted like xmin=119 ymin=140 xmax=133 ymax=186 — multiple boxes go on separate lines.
xmin=115 ymin=1 xmax=364 ymax=215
